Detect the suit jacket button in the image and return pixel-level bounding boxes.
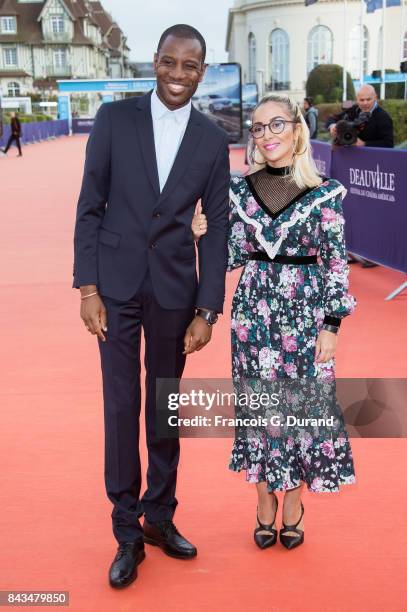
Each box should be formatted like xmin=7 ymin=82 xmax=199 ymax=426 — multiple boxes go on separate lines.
xmin=153 ymin=212 xmax=161 ymax=218
xmin=150 ymin=243 xmax=157 ymax=249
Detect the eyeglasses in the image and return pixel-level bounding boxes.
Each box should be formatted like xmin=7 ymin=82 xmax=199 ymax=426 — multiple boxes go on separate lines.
xmin=249 ymin=118 xmax=300 ymax=139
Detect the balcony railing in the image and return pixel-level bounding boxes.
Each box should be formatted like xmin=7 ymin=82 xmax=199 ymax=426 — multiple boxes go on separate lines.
xmin=43 ymin=32 xmax=72 ymax=43
xmin=45 ymin=64 xmax=72 ymax=77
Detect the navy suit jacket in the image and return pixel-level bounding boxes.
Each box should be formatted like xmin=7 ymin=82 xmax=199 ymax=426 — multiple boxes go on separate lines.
xmin=73 ymin=91 xmax=230 ymax=312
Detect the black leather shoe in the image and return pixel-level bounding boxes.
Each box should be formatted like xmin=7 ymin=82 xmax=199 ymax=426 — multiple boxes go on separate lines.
xmin=143 ymin=519 xmax=197 ymax=559
xmin=109 ymin=541 xmax=145 ymax=589
xmin=254 ymin=493 xmax=278 ymax=549
xmin=280 ymin=502 xmax=304 ymax=550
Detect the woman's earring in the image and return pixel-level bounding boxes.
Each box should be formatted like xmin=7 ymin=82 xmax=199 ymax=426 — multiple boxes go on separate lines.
xmin=253 ymin=146 xmax=265 ymax=165
xmin=293 ymin=141 xmax=308 ymax=156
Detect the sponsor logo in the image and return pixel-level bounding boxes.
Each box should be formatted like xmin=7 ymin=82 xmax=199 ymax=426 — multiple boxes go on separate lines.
xmin=349 ymin=164 xmax=395 ymax=202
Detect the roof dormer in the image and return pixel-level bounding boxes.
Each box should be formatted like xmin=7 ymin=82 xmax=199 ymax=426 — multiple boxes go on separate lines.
xmin=38 ymin=0 xmax=74 ymax=44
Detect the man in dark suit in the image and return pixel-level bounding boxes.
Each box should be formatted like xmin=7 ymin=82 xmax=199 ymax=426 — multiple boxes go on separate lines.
xmin=73 ymin=24 xmax=230 ymax=588
xmin=1 ymin=112 xmax=22 ymax=156
xmin=326 ymin=84 xmax=394 ymax=148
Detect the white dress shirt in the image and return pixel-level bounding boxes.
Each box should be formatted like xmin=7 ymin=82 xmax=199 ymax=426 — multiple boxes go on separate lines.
xmin=150 ymin=89 xmax=192 ymax=192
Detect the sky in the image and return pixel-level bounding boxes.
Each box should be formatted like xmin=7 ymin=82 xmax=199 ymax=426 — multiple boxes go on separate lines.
xmin=100 ymin=0 xmax=235 ymax=63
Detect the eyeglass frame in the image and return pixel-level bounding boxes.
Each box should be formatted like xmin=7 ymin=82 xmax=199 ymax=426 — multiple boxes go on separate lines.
xmin=249 ymin=117 xmax=301 ymax=139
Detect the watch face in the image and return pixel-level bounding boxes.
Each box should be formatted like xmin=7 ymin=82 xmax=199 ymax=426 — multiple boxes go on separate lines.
xmin=197 ymin=310 xmax=217 ymax=324
xmin=208 ymin=312 xmax=218 ymax=324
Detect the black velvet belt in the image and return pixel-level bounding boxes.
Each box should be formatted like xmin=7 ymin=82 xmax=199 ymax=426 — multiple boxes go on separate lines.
xmin=249 ymin=252 xmax=318 ymax=265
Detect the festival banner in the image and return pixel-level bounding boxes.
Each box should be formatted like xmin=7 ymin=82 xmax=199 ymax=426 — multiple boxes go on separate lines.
xmin=331 ymin=146 xmax=407 ymax=273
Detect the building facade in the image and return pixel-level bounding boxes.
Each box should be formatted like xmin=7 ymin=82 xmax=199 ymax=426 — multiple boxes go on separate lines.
xmin=226 ymin=0 xmax=407 ymax=99
xmin=0 ymin=0 xmax=131 ymax=98
xmin=130 ymin=61 xmax=154 ymax=78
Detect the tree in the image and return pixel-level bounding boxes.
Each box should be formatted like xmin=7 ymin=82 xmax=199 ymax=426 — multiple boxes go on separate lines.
xmin=306 ymin=64 xmax=355 ymax=103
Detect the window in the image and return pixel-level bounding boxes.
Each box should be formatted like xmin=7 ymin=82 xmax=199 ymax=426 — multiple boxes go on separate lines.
xmin=3 ymin=47 xmax=18 ymax=67
xmin=1 ymin=16 xmax=17 ymax=34
xmin=349 ymin=25 xmax=369 ymax=79
xmin=307 ymin=25 xmax=333 ymax=74
xmin=54 ymin=48 xmax=67 ymax=68
xmin=248 ymin=32 xmax=256 ymax=83
xmin=51 ymin=15 xmax=65 ymax=34
xmin=403 ymin=31 xmax=407 ymax=60
xmin=7 ymin=81 xmax=20 ymax=97
xmin=269 ymin=28 xmax=289 ymax=90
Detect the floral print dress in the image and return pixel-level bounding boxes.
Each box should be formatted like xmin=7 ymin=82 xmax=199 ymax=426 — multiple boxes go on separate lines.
xmin=228 ymin=173 xmax=357 ymax=493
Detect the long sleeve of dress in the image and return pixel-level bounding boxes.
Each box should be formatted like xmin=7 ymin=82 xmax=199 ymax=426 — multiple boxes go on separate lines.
xmin=319 ymin=189 xmax=356 ymax=320
xmin=227 ymin=185 xmax=251 ymax=272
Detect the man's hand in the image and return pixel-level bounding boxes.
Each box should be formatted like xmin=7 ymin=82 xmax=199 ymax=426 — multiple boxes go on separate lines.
xmin=183 ymin=316 xmax=212 ymax=354
xmin=80 ymin=285 xmax=107 ymax=342
xmin=329 ymin=124 xmax=337 ymax=138
xmin=315 ymin=329 xmax=337 ymax=363
xmin=355 ymin=138 xmax=365 ymax=147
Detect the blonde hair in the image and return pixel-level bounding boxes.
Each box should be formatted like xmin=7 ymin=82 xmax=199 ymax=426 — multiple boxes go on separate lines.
xmin=246 ymin=94 xmax=322 ymax=189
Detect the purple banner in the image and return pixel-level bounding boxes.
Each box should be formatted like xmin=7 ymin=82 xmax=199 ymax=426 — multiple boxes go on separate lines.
xmin=331 ymin=146 xmax=407 ymax=273
xmin=310 ymin=140 xmax=331 ymax=178
xmin=0 ymin=119 xmax=69 ymax=148
xmin=72 ymin=118 xmax=95 ymax=134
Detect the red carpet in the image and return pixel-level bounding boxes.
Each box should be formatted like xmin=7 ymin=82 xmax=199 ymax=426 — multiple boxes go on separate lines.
xmin=1 ymin=137 xmax=406 ymax=611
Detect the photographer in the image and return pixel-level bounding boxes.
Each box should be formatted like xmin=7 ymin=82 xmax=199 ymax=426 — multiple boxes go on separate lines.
xmin=326 ymin=84 xmax=394 ymax=268
xmin=326 ymin=84 xmax=394 ymax=148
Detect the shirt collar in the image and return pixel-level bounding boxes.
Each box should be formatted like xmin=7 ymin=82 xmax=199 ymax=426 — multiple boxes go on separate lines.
xmin=151 ymin=89 xmax=192 ymax=124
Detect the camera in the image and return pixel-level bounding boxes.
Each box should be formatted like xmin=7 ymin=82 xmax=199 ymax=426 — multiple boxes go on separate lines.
xmin=334 ymin=111 xmax=371 ymax=146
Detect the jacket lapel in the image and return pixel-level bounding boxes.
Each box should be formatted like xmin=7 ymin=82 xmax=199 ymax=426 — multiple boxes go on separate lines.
xmin=155 ymin=106 xmax=204 ymax=207
xmin=134 ymin=91 xmax=160 ymax=197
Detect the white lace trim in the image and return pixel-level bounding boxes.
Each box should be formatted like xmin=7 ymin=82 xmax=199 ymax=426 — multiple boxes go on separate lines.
xmin=229 ymin=183 xmax=347 ymax=260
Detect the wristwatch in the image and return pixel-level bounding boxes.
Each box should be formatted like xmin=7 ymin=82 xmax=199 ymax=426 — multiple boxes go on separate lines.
xmin=196 ymin=308 xmax=218 ymax=326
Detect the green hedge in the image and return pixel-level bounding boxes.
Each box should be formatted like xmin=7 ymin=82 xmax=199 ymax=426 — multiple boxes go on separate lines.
xmin=315 ymin=100 xmax=407 ymax=147
xmin=306 ymin=64 xmax=355 ymax=103
xmin=2 ymin=112 xmax=53 ymax=123
xmin=380 ymin=100 xmax=407 ymax=146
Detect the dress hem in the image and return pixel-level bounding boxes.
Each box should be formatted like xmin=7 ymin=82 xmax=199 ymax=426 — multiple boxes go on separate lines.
xmin=228 ymin=464 xmax=356 ymax=493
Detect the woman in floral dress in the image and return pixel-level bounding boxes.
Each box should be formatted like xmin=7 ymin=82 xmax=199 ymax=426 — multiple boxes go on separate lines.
xmin=192 ymin=95 xmax=356 ymax=550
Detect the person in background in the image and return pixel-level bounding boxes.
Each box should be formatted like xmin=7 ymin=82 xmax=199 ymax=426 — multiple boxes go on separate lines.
xmin=1 ymin=112 xmax=22 ymax=157
xmin=326 ymin=84 xmax=393 ymax=268
xmin=326 ymin=84 xmax=394 ymax=149
xmin=303 ymin=97 xmax=318 ymax=140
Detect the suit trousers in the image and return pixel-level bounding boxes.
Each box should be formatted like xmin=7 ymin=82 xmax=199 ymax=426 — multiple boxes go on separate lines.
xmin=98 ymin=269 xmax=195 ymax=543
xmin=4 ymin=134 xmax=22 ymax=155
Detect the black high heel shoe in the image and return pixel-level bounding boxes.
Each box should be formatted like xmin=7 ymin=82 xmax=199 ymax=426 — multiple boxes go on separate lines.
xmin=280 ymin=502 xmax=304 ymax=550
xmin=254 ymin=493 xmax=278 ymax=549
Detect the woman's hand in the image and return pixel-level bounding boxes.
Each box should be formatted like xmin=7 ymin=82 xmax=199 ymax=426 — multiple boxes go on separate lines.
xmin=315 ymin=329 xmax=337 ymax=363
xmin=191 ymin=203 xmax=208 ymax=241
